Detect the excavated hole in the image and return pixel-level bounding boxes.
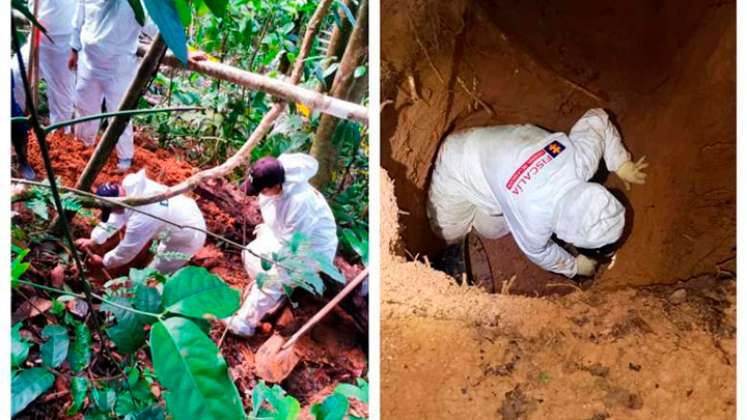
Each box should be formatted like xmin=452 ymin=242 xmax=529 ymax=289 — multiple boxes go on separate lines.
xmin=382 ymin=0 xmax=735 ymax=294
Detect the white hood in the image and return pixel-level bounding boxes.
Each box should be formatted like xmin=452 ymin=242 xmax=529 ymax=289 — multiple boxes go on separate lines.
xmin=278 ymin=153 xmax=319 ymax=192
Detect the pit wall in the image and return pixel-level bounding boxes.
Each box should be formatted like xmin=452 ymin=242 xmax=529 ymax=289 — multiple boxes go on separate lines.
xmin=381 ymin=0 xmax=735 ymax=288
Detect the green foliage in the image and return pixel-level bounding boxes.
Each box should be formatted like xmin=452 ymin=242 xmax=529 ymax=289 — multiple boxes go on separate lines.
xmin=309 ymin=379 xmax=369 ymax=420
xmin=68 ymin=376 xmax=90 ymax=415
xmin=11 ymin=323 xmax=30 ymax=368
xmin=324 ymin=121 xmax=369 ymax=265
xmin=161 ymin=266 xmax=239 ymax=318
xmin=25 ymin=182 xmax=93 ymax=221
xmin=11 ymin=247 xmax=30 ymax=288
xmin=68 ymin=321 xmax=92 ymax=372
xmin=102 ymin=296 xmax=150 ymax=354
xmin=40 ymin=324 xmax=70 ymax=368
xmin=12 ymin=368 xmax=55 ymax=417
xmin=150 ymin=317 xmax=244 ymax=420
xmin=11 ymin=0 xmax=48 ymax=36
xmin=310 ymin=393 xmax=348 ymax=420
xmin=251 ymin=381 xmax=301 ymax=420
xmin=258 ymin=232 xmax=344 ymax=301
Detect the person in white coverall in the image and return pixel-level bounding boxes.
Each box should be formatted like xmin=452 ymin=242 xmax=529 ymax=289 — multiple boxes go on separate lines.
xmin=225 ymin=154 xmax=338 ymax=337
xmin=68 ymin=0 xmax=157 ymax=172
xmin=12 ymin=0 xmax=77 ymax=129
xmin=76 ymin=169 xmax=207 ymax=275
xmin=427 ymin=108 xmax=648 ymax=278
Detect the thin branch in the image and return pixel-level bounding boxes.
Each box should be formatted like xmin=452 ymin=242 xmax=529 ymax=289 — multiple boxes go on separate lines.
xmin=44 ymin=106 xmax=203 ymax=133
xmin=16 ymin=279 xmax=161 ymax=320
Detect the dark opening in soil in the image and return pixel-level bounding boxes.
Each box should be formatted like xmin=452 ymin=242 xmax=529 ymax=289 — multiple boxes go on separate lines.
xmin=381 ymin=0 xmax=735 ymax=292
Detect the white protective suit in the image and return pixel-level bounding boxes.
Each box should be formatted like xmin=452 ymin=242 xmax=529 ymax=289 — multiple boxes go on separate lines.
xmin=90 ymin=170 xmax=207 ymax=274
xmin=229 ymin=154 xmax=338 ymax=335
xmin=427 ymin=108 xmax=629 ymax=278
xmin=12 ymin=0 xmax=76 ymax=127
xmin=70 ymin=0 xmax=157 ymax=162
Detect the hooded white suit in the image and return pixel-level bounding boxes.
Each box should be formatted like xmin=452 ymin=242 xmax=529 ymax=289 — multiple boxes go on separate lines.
xmin=229 ymin=154 xmax=338 ymax=335
xmin=12 ymin=0 xmax=76 ymax=127
xmin=70 ymin=0 xmax=157 ymax=163
xmin=90 ymin=170 xmax=206 ymax=274
xmin=428 ymin=108 xmax=629 ymax=278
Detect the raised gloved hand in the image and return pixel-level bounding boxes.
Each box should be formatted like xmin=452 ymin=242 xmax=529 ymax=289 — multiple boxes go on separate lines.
xmin=576 ymin=254 xmax=598 ymax=277
xmin=615 ymin=156 xmax=648 ymax=190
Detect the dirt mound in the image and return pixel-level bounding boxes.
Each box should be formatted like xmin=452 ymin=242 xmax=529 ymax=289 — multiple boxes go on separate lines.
xmin=25 ymin=130 xmax=245 ymax=236
xmin=381 ymin=170 xmax=735 ymax=419
xmin=381 ymin=0 xmax=735 ymax=289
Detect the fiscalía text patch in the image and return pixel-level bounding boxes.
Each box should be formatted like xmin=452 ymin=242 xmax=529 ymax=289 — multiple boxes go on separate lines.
xmin=505 ymin=140 xmax=566 ymax=195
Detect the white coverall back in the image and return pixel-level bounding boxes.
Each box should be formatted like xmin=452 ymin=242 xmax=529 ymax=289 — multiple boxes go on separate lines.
xmin=70 ymin=0 xmax=156 ymax=161
xmin=90 ymin=170 xmax=207 ymax=275
xmin=232 ymin=154 xmax=338 ymax=332
xmin=428 ymin=108 xmax=630 ymax=278
xmin=11 ymin=0 xmax=76 ymax=127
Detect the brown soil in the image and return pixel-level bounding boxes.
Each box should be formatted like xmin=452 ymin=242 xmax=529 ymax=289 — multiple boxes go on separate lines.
xmin=381 ymin=171 xmax=735 ymax=419
xmin=381 ymin=0 xmax=735 ymax=289
xmin=18 ymin=130 xmax=367 ymax=416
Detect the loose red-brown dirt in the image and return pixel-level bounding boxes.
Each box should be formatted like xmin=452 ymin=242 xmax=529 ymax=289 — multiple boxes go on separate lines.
xmin=381 ymin=171 xmax=735 ymax=419
xmin=381 ymin=0 xmax=735 ymax=290
xmin=17 ymin=130 xmax=367 ymax=417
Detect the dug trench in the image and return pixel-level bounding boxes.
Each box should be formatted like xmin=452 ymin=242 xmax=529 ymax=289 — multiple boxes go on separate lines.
xmin=13 ymin=131 xmax=368 ymax=417
xmin=381 ymin=0 xmax=735 ymax=418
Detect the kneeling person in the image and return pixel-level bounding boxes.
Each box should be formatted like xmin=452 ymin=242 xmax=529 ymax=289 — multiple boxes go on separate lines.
xmin=227 ymin=154 xmax=338 ymax=337
xmin=77 ymin=169 xmax=207 ymax=275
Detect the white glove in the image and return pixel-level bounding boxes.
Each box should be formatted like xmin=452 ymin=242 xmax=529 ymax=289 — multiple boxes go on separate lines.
xmin=576 ymin=254 xmax=598 ymax=277
xmin=615 ymin=156 xmax=648 ymax=190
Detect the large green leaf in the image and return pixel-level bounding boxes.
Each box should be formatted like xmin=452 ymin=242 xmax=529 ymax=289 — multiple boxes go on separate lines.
xmin=68 ymin=322 xmax=92 ymax=372
xmin=203 ymin=0 xmax=228 ymax=17
xmin=11 ymin=368 xmax=55 ymax=416
xmin=12 ymin=323 xmax=30 ymax=368
xmin=41 ymin=325 xmax=70 ymax=368
xmin=127 ymin=0 xmax=146 ymax=26
xmin=68 ymin=375 xmax=90 ymax=415
xmin=310 ymin=393 xmax=349 ymax=420
xmin=11 ymin=248 xmax=30 ymax=287
xmin=149 ymin=317 xmax=243 ymax=420
xmin=335 ymin=379 xmax=368 ymax=403
xmin=142 ymin=0 xmax=189 ymax=64
xmin=92 ymin=386 xmax=116 ymax=413
xmin=102 ymin=297 xmax=148 ymax=354
xmin=175 ymin=0 xmax=192 ymax=27
xmin=162 ymin=266 xmax=239 ymax=318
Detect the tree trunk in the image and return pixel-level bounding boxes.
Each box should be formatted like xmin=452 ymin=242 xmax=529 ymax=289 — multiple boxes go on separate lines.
xmin=74 ymin=35 xmax=167 ymax=192
xmin=310 ymin=0 xmax=368 ymax=189
xmin=317 ymin=0 xmax=355 ymax=93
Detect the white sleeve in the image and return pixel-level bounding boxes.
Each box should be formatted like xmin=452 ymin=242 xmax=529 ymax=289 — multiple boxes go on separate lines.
xmin=102 ymin=214 xmax=161 ymax=269
xmin=568 ymin=108 xmax=631 ymax=180
xmin=90 ymin=211 xmax=128 ymax=245
xmin=522 ymin=239 xmax=578 ymax=278
xmin=70 ymin=0 xmax=85 ymax=52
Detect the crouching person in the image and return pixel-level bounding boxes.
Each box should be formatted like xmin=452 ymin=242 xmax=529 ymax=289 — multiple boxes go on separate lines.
xmin=76 ymin=169 xmax=207 ymax=275
xmin=225 ymin=154 xmax=338 ymax=337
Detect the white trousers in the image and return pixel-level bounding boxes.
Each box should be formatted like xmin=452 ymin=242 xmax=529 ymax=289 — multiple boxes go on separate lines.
xmin=40 ymin=34 xmax=75 ymax=128
xmin=234 ymin=226 xmax=288 ymax=326
xmin=12 ymin=34 xmax=75 ymax=129
xmin=73 ymin=52 xmax=136 ymax=160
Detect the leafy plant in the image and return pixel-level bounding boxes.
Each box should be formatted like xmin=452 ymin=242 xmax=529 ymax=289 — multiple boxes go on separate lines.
xmin=256 ymin=232 xmax=345 ymax=303
xmin=251 ymin=381 xmax=301 ymax=420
